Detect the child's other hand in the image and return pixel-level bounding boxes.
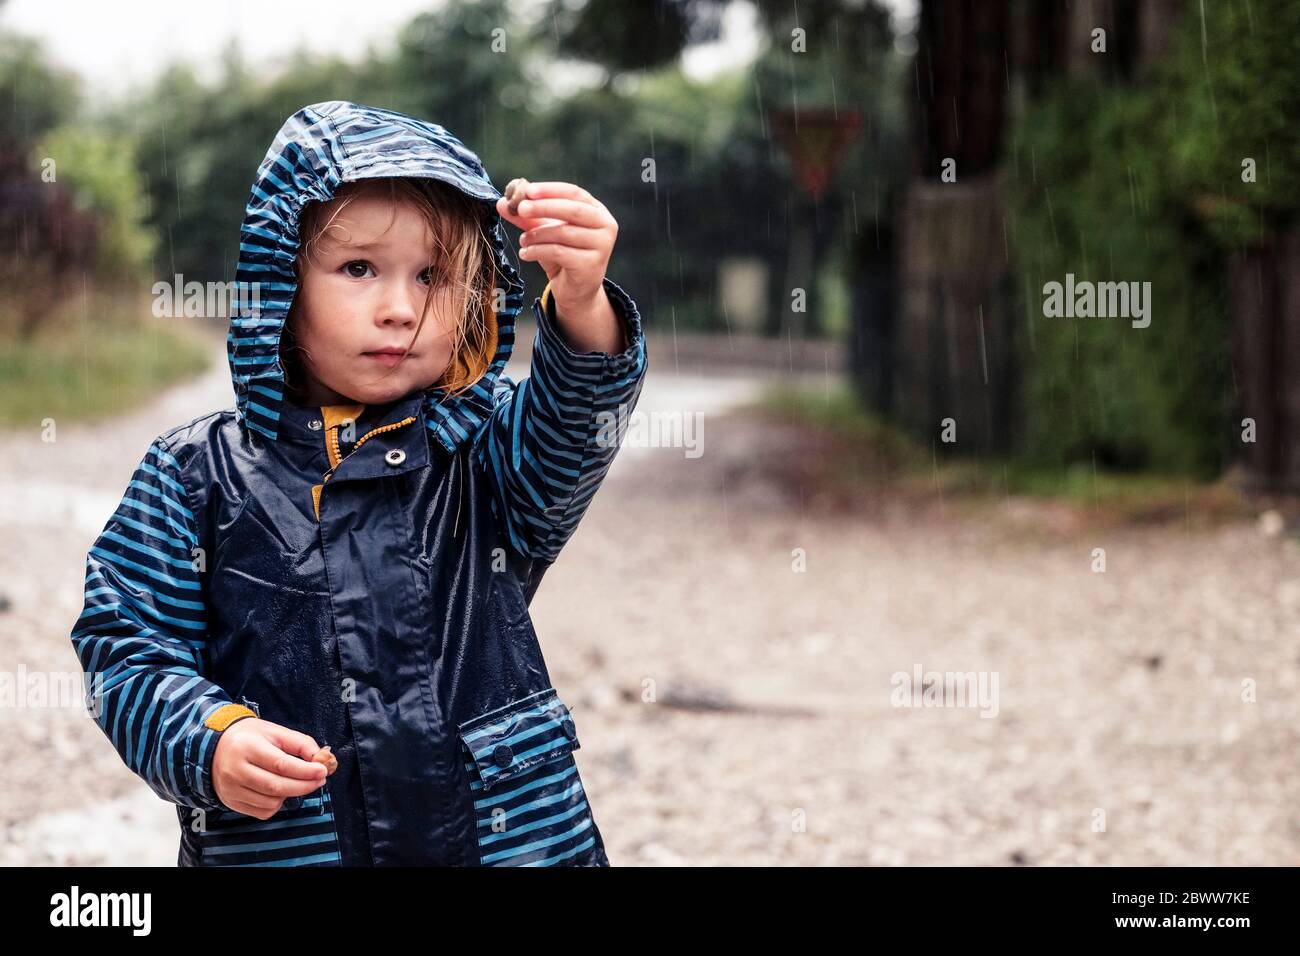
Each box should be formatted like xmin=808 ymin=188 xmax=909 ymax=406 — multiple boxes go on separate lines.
xmin=212 ymin=717 xmax=329 ymax=819
xmin=496 ymin=181 xmax=622 ymax=348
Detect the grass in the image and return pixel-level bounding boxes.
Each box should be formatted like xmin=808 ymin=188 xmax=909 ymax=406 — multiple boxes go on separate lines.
xmin=754 ymin=382 xmax=930 ymax=470
xmin=750 ymin=381 xmax=1252 ymax=524
xmin=0 ymin=289 xmax=214 ymax=429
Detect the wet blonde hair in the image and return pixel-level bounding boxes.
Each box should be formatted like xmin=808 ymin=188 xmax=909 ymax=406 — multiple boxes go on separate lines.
xmin=281 ymin=177 xmax=499 ymax=401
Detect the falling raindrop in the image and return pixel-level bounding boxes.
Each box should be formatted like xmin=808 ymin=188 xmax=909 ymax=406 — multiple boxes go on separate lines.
xmin=1198 ymin=0 xmax=1208 ymax=65
xmin=670 ymin=303 xmax=679 ymax=376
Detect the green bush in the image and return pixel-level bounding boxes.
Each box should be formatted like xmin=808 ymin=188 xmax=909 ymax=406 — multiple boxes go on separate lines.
xmin=35 ymin=127 xmax=156 ymax=283
xmin=1003 ymin=0 xmax=1299 ymax=479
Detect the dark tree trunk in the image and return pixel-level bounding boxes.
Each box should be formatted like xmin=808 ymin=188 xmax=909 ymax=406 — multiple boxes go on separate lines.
xmin=1229 ymin=227 xmax=1300 ymax=492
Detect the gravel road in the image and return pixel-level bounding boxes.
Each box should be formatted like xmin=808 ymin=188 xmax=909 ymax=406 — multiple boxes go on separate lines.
xmin=2 ymin=330 xmax=1298 ymax=866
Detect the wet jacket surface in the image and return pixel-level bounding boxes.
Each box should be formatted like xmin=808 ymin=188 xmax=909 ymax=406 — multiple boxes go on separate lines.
xmin=69 ymin=101 xmax=647 ymax=866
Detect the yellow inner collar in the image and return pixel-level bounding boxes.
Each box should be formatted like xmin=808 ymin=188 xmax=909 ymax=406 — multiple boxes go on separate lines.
xmin=321 ymin=403 xmax=365 ymax=469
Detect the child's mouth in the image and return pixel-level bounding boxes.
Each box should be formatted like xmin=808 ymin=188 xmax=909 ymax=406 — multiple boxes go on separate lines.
xmin=364 ymin=351 xmax=408 ymax=368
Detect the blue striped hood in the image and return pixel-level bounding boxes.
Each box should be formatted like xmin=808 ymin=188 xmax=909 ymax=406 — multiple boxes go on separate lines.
xmin=229 ymin=100 xmax=525 ymax=453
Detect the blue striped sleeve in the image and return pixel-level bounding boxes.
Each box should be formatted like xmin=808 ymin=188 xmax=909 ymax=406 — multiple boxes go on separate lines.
xmin=70 ymin=439 xmax=232 ymax=811
xmin=474 ymin=275 xmax=648 ymax=562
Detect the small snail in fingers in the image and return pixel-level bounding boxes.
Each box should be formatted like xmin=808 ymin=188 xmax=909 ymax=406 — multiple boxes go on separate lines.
xmin=503 ymin=177 xmax=530 ymax=217
xmin=311 ymin=745 xmax=338 ymax=775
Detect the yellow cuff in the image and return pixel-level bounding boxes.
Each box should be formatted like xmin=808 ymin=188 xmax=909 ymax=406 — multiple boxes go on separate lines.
xmin=205 ymin=703 xmax=258 ymax=732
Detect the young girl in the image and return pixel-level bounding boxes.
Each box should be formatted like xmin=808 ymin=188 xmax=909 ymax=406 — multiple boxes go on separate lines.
xmin=69 ymin=101 xmax=646 ymax=866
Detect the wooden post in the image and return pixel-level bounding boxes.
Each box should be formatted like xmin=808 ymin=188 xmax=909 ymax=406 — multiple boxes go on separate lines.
xmin=894 ymin=0 xmax=1017 ymax=455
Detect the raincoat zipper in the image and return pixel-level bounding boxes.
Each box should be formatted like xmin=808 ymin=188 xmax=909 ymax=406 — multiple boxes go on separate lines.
xmin=312 ymin=414 xmax=418 ymax=520
xmin=333 ymin=416 xmax=417 ymax=468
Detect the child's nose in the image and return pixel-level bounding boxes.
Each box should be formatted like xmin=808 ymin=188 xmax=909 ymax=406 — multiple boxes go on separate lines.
xmin=376 ymin=284 xmax=420 ymax=327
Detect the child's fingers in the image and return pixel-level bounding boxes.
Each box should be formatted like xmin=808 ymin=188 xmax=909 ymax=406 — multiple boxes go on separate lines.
xmin=225 ymin=798 xmax=274 ymax=819
xmin=227 ymin=792 xmax=282 ymax=814
xmin=518 ymin=243 xmax=600 ymax=268
xmin=241 ymin=763 xmax=327 ymax=799
xmin=219 ymin=778 xmax=282 ymax=812
xmin=521 ymin=181 xmax=596 ymax=204
xmin=259 ymin=722 xmax=322 ymax=762
xmin=496 ymin=195 xmax=553 ymax=231
xmin=228 ymin=802 xmax=281 ymax=821
xmin=522 ymin=222 xmax=607 ymax=251
xmin=511 ymin=197 xmax=607 ymax=228
xmin=249 ymin=739 xmax=329 ymax=782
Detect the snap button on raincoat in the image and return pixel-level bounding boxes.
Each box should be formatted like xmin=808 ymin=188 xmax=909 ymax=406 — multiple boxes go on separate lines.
xmin=69 ymin=101 xmax=648 ymax=866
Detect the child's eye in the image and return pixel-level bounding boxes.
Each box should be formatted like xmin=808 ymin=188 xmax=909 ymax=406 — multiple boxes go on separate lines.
xmin=418 ymin=266 xmax=434 ymax=285
xmin=342 ymin=260 xmax=374 ymax=279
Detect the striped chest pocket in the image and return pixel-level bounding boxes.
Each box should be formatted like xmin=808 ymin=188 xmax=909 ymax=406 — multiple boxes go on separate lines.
xmin=195 ymin=790 xmax=342 ymax=867
xmin=458 ymin=688 xmax=600 ymax=866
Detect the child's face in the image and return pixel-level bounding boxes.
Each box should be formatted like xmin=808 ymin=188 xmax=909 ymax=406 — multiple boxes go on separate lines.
xmin=288 ymin=190 xmax=457 ymax=406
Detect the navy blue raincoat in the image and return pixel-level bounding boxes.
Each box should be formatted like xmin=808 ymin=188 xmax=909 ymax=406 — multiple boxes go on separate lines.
xmin=69 ymin=101 xmax=647 ymax=866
